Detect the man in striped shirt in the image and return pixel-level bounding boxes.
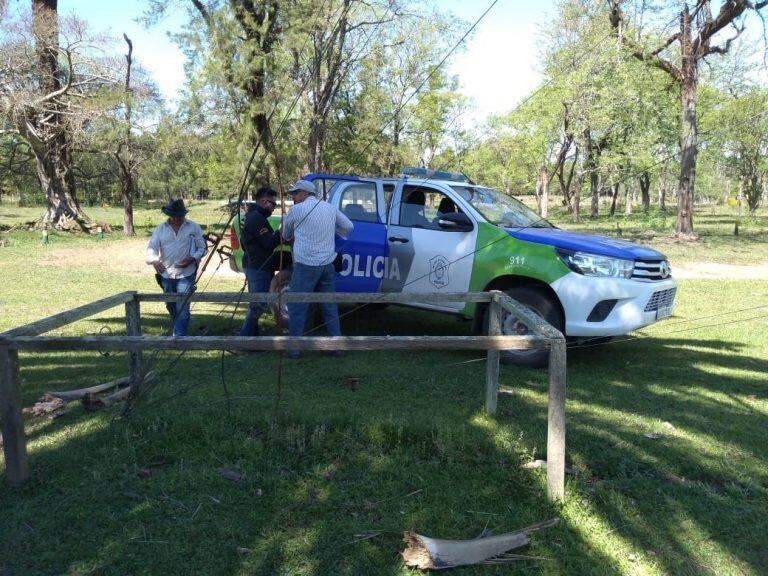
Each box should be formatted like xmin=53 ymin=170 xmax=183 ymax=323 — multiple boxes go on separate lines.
xmin=281 ymin=179 xmax=354 ymax=358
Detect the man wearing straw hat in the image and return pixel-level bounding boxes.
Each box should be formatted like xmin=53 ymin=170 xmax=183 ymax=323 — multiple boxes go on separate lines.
xmin=146 ymin=198 xmax=207 ymax=336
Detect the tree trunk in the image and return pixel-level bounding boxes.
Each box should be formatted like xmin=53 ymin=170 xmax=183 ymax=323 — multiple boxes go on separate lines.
xmin=556 ymin=153 xmax=576 ymax=216
xmin=625 ymin=185 xmax=633 ymax=215
xmin=571 ymin=177 xmax=581 ymax=222
xmin=590 ymin=172 xmax=599 ymax=218
xmin=570 ymin=130 xmax=590 ymax=224
xmin=745 ymin=173 xmax=761 ymax=212
xmin=675 ymin=9 xmax=697 ymax=238
xmin=121 ymin=183 xmax=135 ymax=235
xmin=639 ymin=171 xmax=651 ymax=212
xmin=119 ymin=34 xmax=135 ymax=236
xmin=535 ymin=164 xmax=549 ymax=218
xmin=308 ymin=119 xmax=325 ymax=173
xmin=609 ymin=182 xmax=619 ymax=216
xmin=30 ymin=0 xmax=91 ymax=231
xmin=306 ymin=0 xmax=350 ymax=172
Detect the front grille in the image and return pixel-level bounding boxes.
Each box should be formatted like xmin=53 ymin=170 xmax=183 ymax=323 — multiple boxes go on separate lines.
xmin=633 ymin=260 xmax=672 ymax=281
xmin=645 ymin=288 xmax=677 ymax=312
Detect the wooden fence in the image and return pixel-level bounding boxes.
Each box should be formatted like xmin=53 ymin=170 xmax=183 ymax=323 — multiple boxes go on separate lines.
xmin=0 ymin=290 xmax=567 ymax=500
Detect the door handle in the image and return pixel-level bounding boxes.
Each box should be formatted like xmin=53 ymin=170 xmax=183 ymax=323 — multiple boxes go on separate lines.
xmin=388 ymin=236 xmax=409 ymax=243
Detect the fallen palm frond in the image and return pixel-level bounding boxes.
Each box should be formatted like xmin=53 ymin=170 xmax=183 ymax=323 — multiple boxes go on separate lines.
xmin=22 ymin=394 xmax=65 ymax=416
xmin=402 ymin=518 xmax=559 ymax=570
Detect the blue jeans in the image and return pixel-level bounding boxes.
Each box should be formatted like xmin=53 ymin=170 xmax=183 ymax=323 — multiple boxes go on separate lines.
xmin=161 ymin=274 xmax=195 ymax=337
xmin=241 ymin=268 xmax=273 ymax=336
xmin=288 ymin=262 xmax=341 ymax=355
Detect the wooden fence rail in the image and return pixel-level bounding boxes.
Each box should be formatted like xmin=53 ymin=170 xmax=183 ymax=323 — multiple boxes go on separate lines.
xmin=0 ymin=290 xmax=567 ymax=500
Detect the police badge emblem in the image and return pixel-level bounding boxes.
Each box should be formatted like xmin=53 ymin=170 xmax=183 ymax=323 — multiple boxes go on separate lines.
xmin=429 ymin=255 xmax=450 ymax=289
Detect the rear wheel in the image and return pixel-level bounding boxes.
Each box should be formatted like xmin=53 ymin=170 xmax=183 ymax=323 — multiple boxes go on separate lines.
xmin=269 ymin=269 xmax=292 ymax=328
xmin=492 ymin=286 xmax=564 ymax=368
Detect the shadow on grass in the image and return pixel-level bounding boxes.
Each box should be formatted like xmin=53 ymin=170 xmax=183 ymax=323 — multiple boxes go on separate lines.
xmin=2 ymin=307 xmax=767 ymax=574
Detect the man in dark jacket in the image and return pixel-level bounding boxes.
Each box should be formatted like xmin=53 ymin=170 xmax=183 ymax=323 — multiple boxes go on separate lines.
xmin=240 ymin=186 xmax=281 ymax=336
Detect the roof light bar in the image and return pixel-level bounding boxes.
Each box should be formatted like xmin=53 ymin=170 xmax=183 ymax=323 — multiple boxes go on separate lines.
xmin=400 ymin=166 xmax=469 ymax=183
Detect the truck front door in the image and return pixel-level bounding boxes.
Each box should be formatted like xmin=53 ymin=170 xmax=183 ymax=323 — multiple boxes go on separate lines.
xmin=383 ymin=183 xmax=478 ymax=312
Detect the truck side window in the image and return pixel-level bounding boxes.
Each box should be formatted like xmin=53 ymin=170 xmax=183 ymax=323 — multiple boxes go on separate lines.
xmin=400 ymin=186 xmax=462 ymax=230
xmin=383 ymin=183 xmax=395 ymax=222
xmin=339 ymin=183 xmax=379 ymax=223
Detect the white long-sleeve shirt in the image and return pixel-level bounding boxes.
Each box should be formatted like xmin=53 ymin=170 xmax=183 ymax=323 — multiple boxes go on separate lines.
xmin=281 ymin=196 xmax=353 ymax=266
xmin=146 ymin=219 xmax=207 ymax=279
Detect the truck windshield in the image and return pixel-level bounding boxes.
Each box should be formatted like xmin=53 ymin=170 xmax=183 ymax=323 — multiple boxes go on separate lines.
xmin=449 ymin=186 xmax=554 ymax=228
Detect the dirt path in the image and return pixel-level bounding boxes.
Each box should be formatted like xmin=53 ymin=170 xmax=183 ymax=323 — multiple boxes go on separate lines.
xmin=41 ymin=238 xmax=242 ymax=279
xmin=672 ymin=261 xmax=768 ymax=280
xmin=40 ymin=238 xmax=768 ymax=280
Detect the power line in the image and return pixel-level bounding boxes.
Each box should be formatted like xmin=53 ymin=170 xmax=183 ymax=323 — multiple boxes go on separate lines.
xmin=344 ymin=0 xmax=500 ymax=172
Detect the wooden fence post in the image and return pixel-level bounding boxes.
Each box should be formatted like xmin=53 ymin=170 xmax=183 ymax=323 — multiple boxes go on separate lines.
xmin=125 ymin=297 xmax=143 ymax=398
xmin=485 ymin=293 xmax=502 ymax=416
xmin=546 ymin=337 xmax=567 ymax=501
xmin=0 ymin=345 xmax=29 ymax=485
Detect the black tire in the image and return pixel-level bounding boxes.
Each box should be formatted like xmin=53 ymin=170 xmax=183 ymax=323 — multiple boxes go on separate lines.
xmin=492 ymin=286 xmax=564 ymax=368
xmin=269 ymin=269 xmax=292 ymax=328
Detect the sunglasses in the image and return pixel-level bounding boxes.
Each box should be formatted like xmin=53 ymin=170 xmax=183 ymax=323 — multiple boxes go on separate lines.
xmin=264 ymin=199 xmax=277 ymax=206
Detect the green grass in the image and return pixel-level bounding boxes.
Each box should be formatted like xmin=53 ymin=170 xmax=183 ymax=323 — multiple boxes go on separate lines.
xmin=1 ymin=203 xmax=767 ymax=575
xmin=557 ymin=202 xmax=768 ymax=265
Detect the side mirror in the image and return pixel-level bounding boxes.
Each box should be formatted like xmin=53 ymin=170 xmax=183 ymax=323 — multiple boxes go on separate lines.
xmin=438 ymin=212 xmax=474 ymax=232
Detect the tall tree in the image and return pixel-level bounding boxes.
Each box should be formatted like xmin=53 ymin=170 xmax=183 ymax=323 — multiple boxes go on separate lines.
xmin=117 ymin=34 xmax=136 ymax=235
xmin=608 ymin=0 xmax=768 ymax=238
xmin=144 ymin=0 xmax=283 ymax=178
xmin=0 ymin=1 xmax=120 ymax=230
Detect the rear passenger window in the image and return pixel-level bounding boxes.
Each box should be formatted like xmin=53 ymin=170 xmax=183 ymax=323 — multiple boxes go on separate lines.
xmin=339 ymin=183 xmax=379 ymax=223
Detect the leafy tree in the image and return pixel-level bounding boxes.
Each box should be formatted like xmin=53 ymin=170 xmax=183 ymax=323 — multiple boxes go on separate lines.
xmin=324 ymin=7 xmax=467 ymax=175
xmin=0 ymin=135 xmax=37 ymax=205
xmin=608 ymin=0 xmax=768 ymax=238
xmin=705 ymin=87 xmax=768 ymax=211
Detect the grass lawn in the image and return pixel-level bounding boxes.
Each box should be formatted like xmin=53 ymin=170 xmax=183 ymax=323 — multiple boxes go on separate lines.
xmin=1 ymin=201 xmax=767 ymax=575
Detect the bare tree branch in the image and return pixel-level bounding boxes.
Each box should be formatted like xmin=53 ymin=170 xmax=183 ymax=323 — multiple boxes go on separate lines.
xmin=607 ymin=0 xmax=681 ymax=80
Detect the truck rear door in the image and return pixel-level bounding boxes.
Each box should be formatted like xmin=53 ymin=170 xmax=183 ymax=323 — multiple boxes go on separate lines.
xmin=330 ymin=179 xmax=388 ymax=293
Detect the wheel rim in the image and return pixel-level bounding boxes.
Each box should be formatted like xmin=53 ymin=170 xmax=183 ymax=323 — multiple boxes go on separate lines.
xmin=270 ymin=272 xmax=291 ymax=328
xmin=500 ymin=305 xmax=544 ymax=355
xmin=275 ymin=281 xmax=290 ymax=326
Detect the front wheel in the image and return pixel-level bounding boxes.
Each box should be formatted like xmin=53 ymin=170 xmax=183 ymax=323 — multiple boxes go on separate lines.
xmin=269 ymin=269 xmax=292 ymax=328
xmin=490 ymin=286 xmax=564 ymax=368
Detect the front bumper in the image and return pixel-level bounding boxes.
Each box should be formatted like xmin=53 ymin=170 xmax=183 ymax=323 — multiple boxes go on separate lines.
xmin=551 ymin=272 xmax=678 ymax=337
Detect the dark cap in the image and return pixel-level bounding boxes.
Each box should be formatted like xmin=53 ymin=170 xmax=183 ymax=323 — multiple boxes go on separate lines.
xmin=161 ymin=198 xmax=188 ymax=217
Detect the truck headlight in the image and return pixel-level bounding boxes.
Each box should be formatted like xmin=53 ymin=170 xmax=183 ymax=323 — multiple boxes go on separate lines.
xmin=556 ymin=249 xmax=634 ymax=279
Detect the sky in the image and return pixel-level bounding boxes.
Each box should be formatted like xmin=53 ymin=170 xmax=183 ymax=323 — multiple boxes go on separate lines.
xmin=436 ymin=0 xmax=557 ymax=124
xmin=8 ymin=0 xmax=765 ymax=124
xmin=43 ymin=0 xmax=556 ymax=123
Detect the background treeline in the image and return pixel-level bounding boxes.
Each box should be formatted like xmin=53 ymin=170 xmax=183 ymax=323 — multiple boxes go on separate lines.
xmin=1 ymin=0 xmax=766 ymax=229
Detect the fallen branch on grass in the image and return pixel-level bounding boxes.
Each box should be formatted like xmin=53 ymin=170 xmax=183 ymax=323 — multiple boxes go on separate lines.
xmin=40 ymin=372 xmax=155 ymax=411
xmin=48 ymin=376 xmax=131 ymax=401
xmin=401 ymin=518 xmax=559 ymax=570
xmin=84 ymin=372 xmax=156 ymax=410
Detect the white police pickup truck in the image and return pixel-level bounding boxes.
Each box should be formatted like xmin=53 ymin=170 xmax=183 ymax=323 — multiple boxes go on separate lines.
xmin=229 ymin=169 xmax=677 ymax=366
